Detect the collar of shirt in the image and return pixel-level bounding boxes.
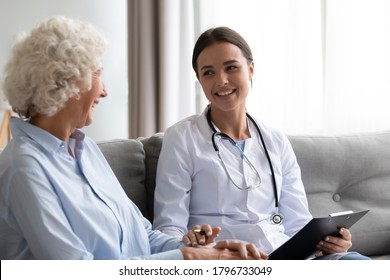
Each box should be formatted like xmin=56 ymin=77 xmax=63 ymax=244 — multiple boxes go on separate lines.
xmin=10 ymin=117 xmax=85 ymax=156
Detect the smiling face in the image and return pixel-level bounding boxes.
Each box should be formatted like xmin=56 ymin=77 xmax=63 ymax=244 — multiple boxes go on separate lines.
xmin=66 ymin=68 xmax=107 ymax=128
xmin=197 ymin=42 xmax=254 ymax=114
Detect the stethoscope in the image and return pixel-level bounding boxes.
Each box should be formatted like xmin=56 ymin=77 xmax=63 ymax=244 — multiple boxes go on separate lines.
xmin=206 ymin=107 xmax=284 ymax=225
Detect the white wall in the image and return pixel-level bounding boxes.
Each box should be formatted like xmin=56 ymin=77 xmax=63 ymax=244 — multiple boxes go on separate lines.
xmin=0 ymin=0 xmax=128 ymax=141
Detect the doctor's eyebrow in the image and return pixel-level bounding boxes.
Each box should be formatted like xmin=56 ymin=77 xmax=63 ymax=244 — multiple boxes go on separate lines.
xmin=200 ymin=65 xmax=213 ymax=71
xmin=200 ymin=60 xmax=239 ymax=72
xmin=223 ymin=59 xmax=239 ymax=65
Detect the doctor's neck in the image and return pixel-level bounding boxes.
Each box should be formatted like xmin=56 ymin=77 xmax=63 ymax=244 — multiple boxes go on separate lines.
xmin=209 ymin=107 xmax=250 ymax=141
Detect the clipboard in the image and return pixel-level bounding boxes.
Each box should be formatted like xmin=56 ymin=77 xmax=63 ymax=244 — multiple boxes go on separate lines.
xmin=268 ymin=209 xmax=369 ymax=260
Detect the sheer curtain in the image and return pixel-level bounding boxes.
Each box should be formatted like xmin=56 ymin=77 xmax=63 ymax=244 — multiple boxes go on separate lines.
xmin=129 ymin=0 xmax=390 ymax=137
xmin=158 ymin=0 xmax=196 ymax=130
xmin=196 ymin=0 xmax=390 ymax=135
xmin=324 ymin=0 xmax=390 ymax=134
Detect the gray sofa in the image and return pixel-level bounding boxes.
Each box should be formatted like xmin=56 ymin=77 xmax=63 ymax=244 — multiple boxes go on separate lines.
xmin=97 ymin=131 xmax=390 ymax=260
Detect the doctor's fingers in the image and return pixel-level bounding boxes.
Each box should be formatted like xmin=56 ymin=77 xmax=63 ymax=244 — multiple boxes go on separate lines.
xmin=326 ymin=228 xmax=352 ymax=250
xmin=338 ymin=228 xmax=352 ymax=241
xmin=182 ymin=232 xmax=200 ymax=246
xmin=183 ymin=225 xmax=211 ymax=246
xmin=199 ymin=226 xmax=221 ymax=245
xmin=317 ymin=236 xmax=352 ymax=254
xmin=318 ymin=228 xmax=351 ymax=249
xmin=194 ymin=225 xmax=220 ymax=245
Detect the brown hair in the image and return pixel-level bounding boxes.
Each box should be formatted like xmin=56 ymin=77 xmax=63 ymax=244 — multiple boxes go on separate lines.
xmin=192 ymin=26 xmax=253 ymax=78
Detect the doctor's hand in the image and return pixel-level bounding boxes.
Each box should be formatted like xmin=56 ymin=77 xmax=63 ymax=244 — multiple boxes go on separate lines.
xmin=315 ymin=227 xmax=352 ymax=257
xmin=183 ymin=224 xmax=220 ymax=247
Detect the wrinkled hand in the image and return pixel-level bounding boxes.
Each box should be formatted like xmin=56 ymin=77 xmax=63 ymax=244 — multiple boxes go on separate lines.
xmin=316 ymin=227 xmax=352 ymax=257
xmin=180 ymin=239 xmax=268 ymax=260
xmin=183 ymin=224 xmax=220 ymax=247
xmin=214 ymin=240 xmax=269 ymax=260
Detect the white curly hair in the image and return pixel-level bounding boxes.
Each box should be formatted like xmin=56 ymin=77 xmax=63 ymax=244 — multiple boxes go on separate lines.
xmin=2 ymin=15 xmax=107 ymax=118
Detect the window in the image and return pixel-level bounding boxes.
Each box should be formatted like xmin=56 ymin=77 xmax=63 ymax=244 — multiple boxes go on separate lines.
xmin=195 ymin=0 xmax=390 ymax=135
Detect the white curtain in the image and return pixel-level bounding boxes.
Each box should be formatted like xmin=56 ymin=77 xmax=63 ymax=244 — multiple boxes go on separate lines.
xmin=129 ymin=0 xmax=390 ymax=137
xmin=158 ymin=0 xmax=196 ymax=130
xmin=324 ymin=0 xmax=390 ymax=134
xmin=195 ymin=0 xmax=390 ymax=135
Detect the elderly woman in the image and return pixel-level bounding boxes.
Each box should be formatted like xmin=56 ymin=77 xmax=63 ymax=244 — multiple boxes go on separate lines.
xmin=0 ymin=16 xmax=266 ymax=260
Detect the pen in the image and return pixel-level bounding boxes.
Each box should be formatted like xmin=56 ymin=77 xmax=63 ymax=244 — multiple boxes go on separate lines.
xmin=193 ymin=229 xmax=206 ymax=235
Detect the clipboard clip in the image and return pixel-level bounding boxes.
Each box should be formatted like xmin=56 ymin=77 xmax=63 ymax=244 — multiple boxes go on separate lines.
xmin=329 ymin=210 xmax=354 ymax=217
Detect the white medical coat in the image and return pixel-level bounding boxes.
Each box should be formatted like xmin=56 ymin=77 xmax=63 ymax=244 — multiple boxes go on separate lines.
xmin=153 ymin=107 xmax=313 ymax=254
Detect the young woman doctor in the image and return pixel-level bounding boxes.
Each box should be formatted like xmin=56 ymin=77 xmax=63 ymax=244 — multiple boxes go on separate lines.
xmin=153 ymin=27 xmax=369 ymax=260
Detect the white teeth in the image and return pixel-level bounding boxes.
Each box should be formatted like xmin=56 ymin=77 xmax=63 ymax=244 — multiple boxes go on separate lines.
xmin=216 ymin=90 xmax=234 ymax=96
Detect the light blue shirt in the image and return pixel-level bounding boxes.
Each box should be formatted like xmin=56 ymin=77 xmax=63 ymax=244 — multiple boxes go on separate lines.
xmin=0 ymin=117 xmax=184 ymax=260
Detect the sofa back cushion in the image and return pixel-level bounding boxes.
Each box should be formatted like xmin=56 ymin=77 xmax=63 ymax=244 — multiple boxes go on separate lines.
xmin=99 ymin=131 xmax=390 ymax=258
xmin=142 ymin=131 xmax=390 ymax=257
xmin=139 ymin=133 xmax=164 ymax=223
xmin=289 ymin=131 xmax=390 ymax=257
xmin=98 ymin=139 xmax=150 ymax=220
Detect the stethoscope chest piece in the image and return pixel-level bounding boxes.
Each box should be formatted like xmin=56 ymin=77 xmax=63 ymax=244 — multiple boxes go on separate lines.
xmin=270 ymin=213 xmax=284 ymax=225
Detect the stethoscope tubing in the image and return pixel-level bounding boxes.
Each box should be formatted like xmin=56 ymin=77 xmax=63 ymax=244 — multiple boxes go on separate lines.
xmin=206 ymin=108 xmax=279 ymax=209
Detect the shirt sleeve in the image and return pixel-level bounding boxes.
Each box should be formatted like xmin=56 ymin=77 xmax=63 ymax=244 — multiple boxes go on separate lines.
xmin=128 ymin=204 xmax=185 ymax=260
xmin=153 ymin=125 xmax=193 ymax=238
xmin=8 ymin=162 xmax=93 ymax=259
